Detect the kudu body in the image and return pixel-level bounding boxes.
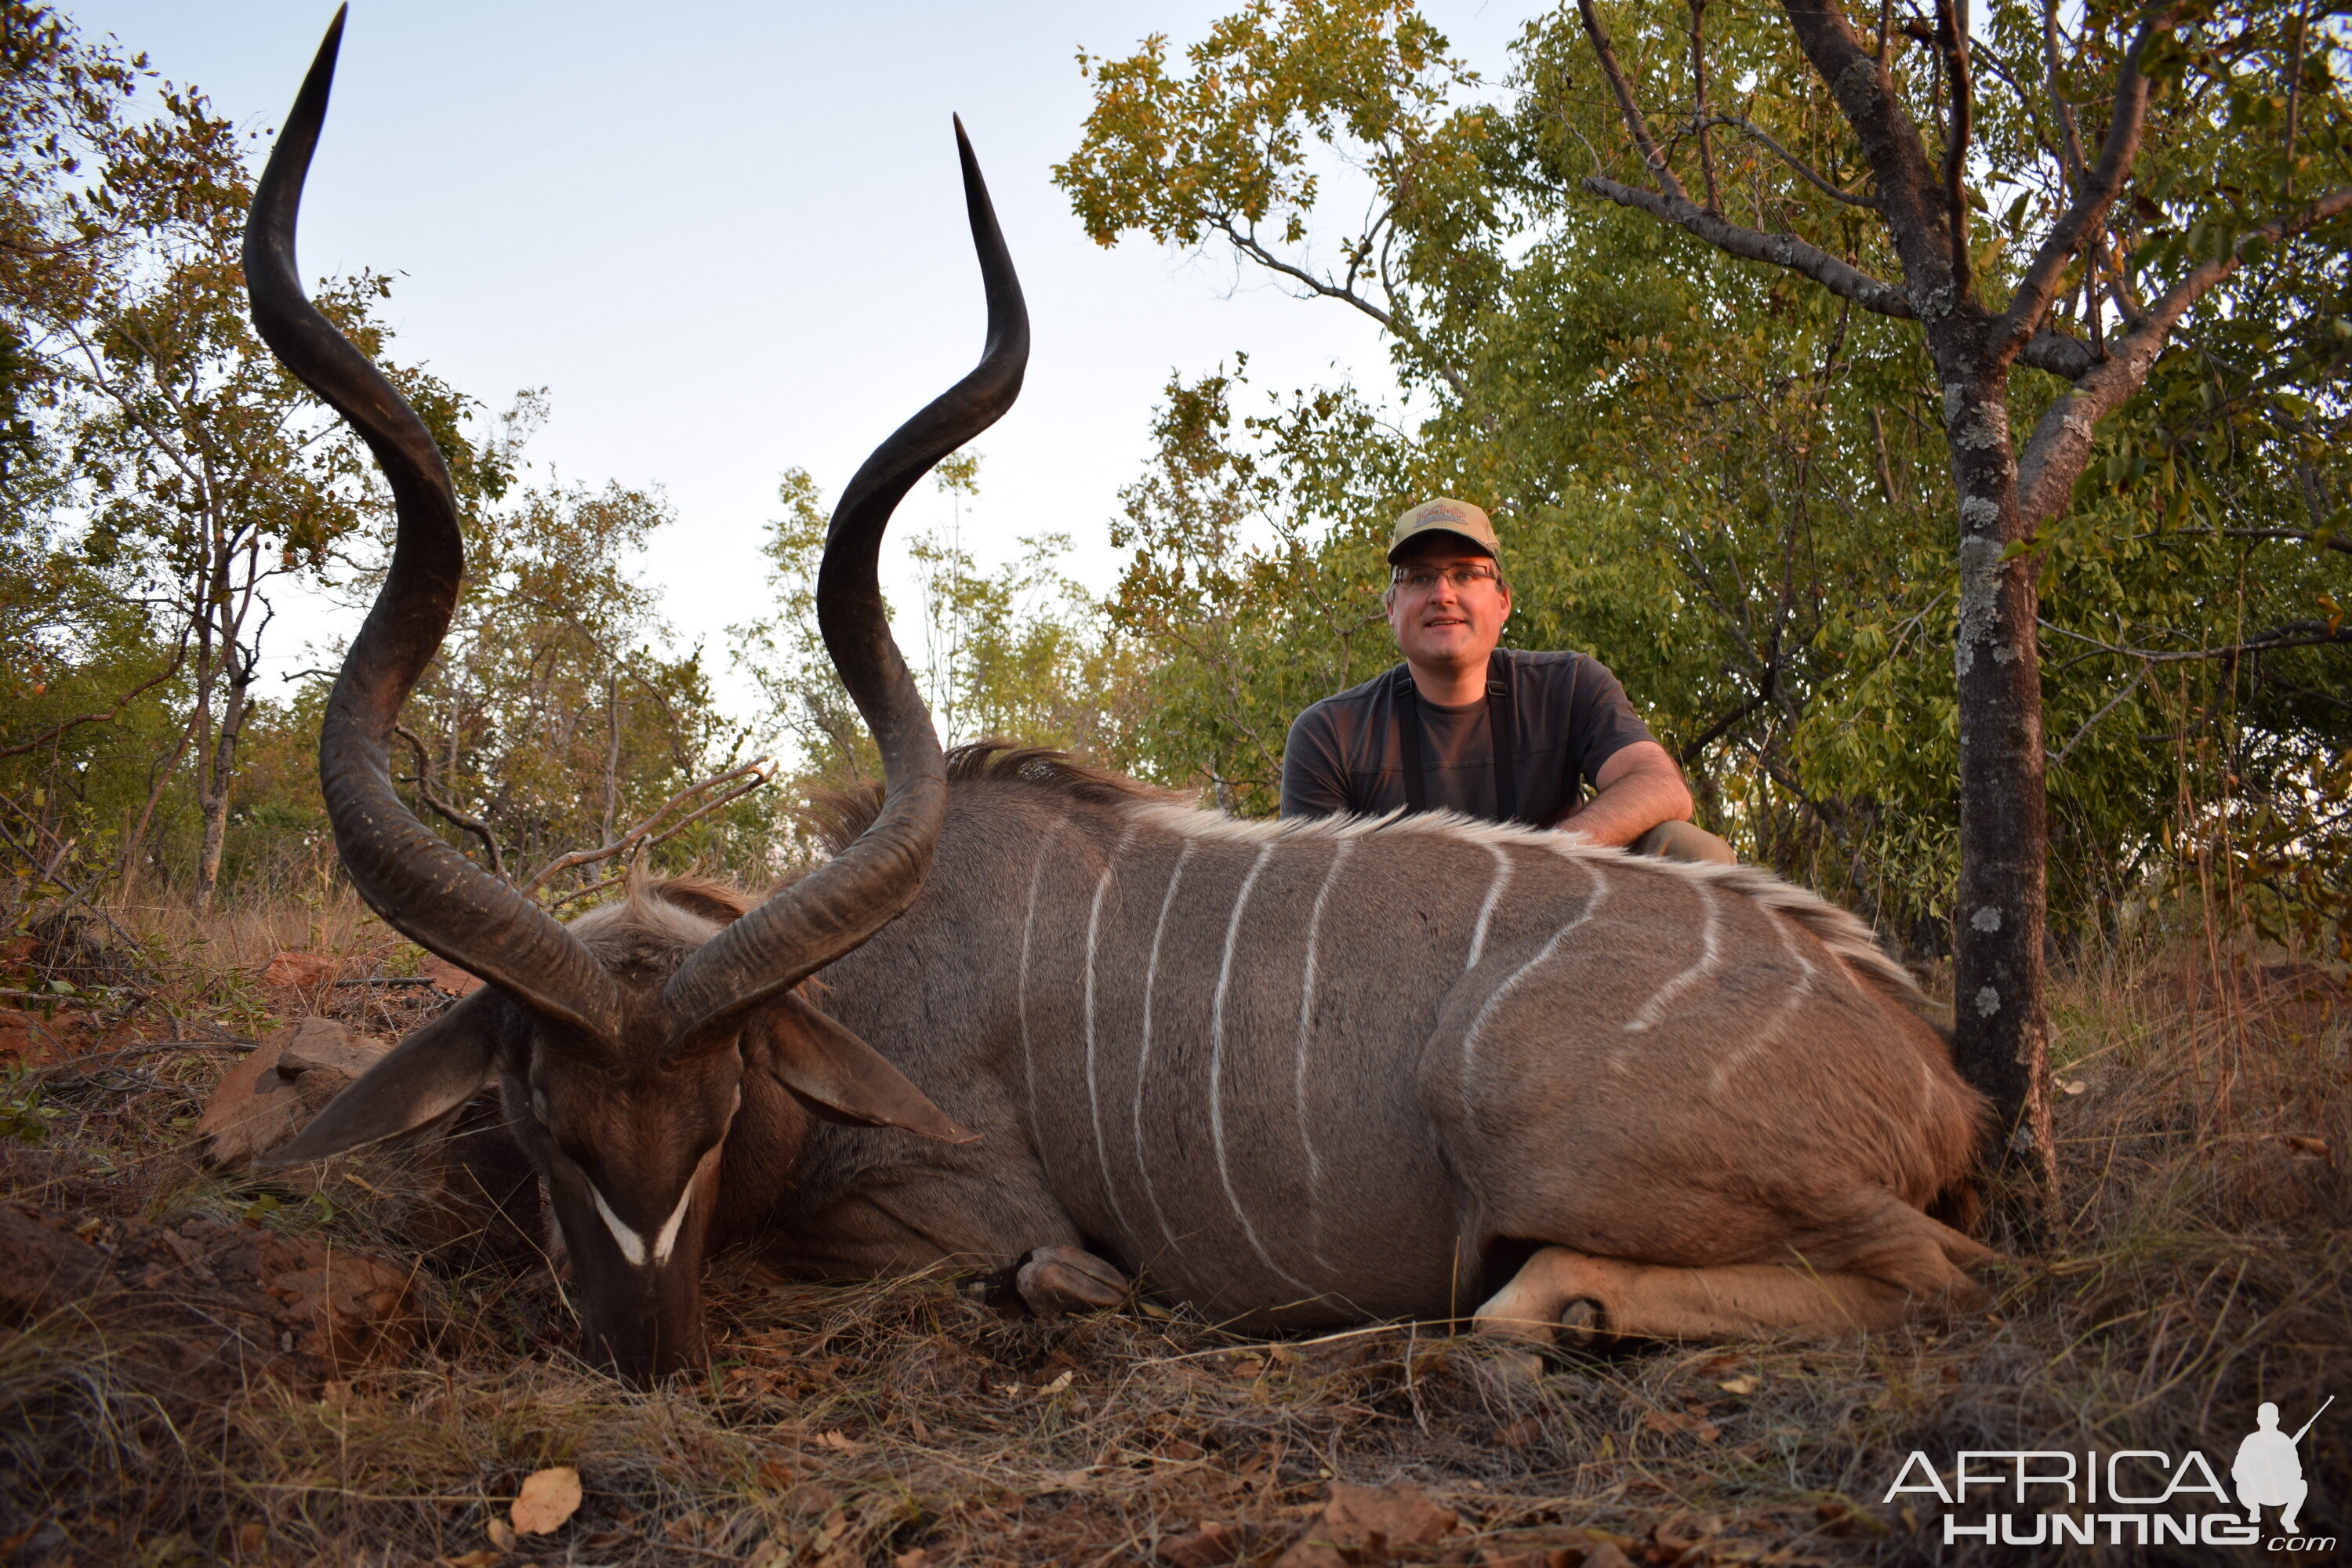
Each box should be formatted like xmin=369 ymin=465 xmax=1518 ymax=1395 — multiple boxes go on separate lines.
xmin=256 ymin=13 xmax=1987 ymax=1377
xmin=761 ymin=751 xmax=1992 ymax=1341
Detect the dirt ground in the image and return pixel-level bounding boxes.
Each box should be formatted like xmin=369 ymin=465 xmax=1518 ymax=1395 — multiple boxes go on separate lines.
xmin=0 ymin=905 xmax=2345 ymax=1567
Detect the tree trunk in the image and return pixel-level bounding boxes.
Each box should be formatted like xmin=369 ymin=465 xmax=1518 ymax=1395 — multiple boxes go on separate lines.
xmin=192 ymin=660 xmax=250 ymax=912
xmin=1941 ymin=358 xmax=2058 ymax=1230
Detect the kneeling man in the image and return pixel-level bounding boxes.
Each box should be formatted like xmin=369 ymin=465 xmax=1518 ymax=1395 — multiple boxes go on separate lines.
xmin=1280 ymin=498 xmax=1733 ymax=863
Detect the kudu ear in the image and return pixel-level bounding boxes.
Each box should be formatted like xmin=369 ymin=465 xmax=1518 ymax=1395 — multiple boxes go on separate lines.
xmin=753 ymin=993 xmax=978 ymax=1145
xmin=259 ymin=989 xmax=511 ymax=1167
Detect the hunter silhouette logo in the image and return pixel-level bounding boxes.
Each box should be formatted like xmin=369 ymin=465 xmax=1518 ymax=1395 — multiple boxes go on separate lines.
xmin=1885 ymin=1395 xmax=2335 ymax=1549
xmin=2235 ymin=1397 xmax=2331 ymax=1536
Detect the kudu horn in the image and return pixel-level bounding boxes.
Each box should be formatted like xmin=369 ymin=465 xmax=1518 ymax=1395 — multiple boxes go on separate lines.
xmin=659 ymin=114 xmax=1029 ymax=1057
xmin=245 ymin=6 xmax=622 ymax=1043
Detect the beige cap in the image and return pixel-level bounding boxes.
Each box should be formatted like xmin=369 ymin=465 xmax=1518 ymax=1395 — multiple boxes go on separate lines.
xmin=1387 ymin=497 xmax=1498 ymax=563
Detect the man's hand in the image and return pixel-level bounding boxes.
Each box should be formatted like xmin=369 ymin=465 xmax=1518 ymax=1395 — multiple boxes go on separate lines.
xmin=1548 ymin=741 xmax=1693 ymax=848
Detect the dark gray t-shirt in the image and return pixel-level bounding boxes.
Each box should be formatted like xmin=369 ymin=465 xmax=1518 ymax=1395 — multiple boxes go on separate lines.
xmin=1279 ymin=649 xmax=1656 ymax=825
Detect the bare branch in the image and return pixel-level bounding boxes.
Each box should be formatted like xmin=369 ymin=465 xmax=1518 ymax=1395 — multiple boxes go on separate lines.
xmin=2139 ymin=526 xmax=2352 ymax=556
xmin=393 ymin=723 xmax=509 ymax=881
xmin=1701 ymin=114 xmax=1876 ymax=207
xmin=1993 ymin=5 xmax=2183 ymax=365
xmin=2049 ymin=664 xmax=2146 ymax=766
xmin=2019 ymin=324 xmax=2096 ymax=379
xmin=1690 ymin=0 xmax=1719 ymax=211
xmin=2040 ymin=618 xmax=2352 ymax=666
xmin=1584 ymin=174 xmax=1915 ymax=318
xmin=2016 ymin=184 xmax=2352 ymax=523
xmin=2042 ymin=0 xmax=2085 ymax=190
xmin=520 ymin=757 xmax=775 ymax=900
xmin=1934 ymin=0 xmax=1973 ymax=291
xmin=1577 ymin=0 xmax=1690 ymax=201
xmin=1779 ymin=0 xmax=1954 ymax=295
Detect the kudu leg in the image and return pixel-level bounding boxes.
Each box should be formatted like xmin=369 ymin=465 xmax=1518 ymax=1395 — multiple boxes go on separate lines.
xmin=1473 ymin=1247 xmax=1940 ymax=1345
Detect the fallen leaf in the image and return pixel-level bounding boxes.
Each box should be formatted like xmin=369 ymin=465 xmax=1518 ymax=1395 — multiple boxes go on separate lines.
xmin=2282 ymin=1134 xmax=2331 ymax=1161
xmin=1040 ymin=1368 xmax=1075 ymax=1394
xmin=1717 ymin=1375 xmax=1760 ymax=1396
xmin=893 ymin=1552 xmax=934 ymax=1568
xmin=818 ymin=1428 xmax=866 ymax=1451
xmin=1495 ymin=1415 xmax=1544 ymax=1449
xmin=1276 ymin=1480 xmax=1456 ymax=1566
xmin=1158 ymin=1519 xmax=1244 ymax=1567
xmin=485 ymin=1516 xmax=516 ymax=1550
xmin=1641 ymin=1409 xmax=1722 ymax=1443
xmin=510 ymin=1465 xmax=583 ymax=1535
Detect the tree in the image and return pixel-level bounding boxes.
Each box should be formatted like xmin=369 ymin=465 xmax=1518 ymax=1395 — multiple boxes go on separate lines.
xmin=0 ymin=3 xmax=507 ymax=909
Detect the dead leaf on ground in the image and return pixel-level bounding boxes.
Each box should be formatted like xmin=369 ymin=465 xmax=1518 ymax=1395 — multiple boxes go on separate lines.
xmin=1642 ymin=1408 xmax=1722 ymax=1443
xmin=1717 ymin=1375 xmax=1760 ymax=1396
xmin=1495 ymin=1414 xmax=1544 ymax=1449
xmin=510 ymin=1465 xmax=582 ymax=1535
xmin=1158 ymin=1519 xmax=1244 ymax=1568
xmin=1276 ymin=1480 xmax=1456 ymax=1567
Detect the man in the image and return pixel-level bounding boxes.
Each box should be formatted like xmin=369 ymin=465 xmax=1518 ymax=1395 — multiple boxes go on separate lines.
xmin=1280 ymin=498 xmax=1734 ymax=863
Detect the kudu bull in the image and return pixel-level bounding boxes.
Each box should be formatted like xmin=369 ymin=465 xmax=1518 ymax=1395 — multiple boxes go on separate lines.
xmin=260 ymin=14 xmax=1993 ymax=1383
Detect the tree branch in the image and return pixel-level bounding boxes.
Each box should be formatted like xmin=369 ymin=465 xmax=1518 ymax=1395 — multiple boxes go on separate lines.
xmin=1700 ymin=114 xmax=1877 ymax=207
xmin=519 ymin=757 xmax=775 ymax=900
xmin=1583 ymin=175 xmax=1915 ymax=318
xmin=1991 ymin=5 xmax=2183 ymax=365
xmin=1934 ymin=0 xmax=1973 ymax=292
xmin=1780 ymin=0 xmax=1952 ymax=296
xmin=1690 ymin=0 xmax=1720 ymax=211
xmin=2039 ymin=617 xmax=2352 ymax=666
xmin=2042 ymin=0 xmax=2085 ymax=191
xmin=393 ymin=724 xmax=510 ymax=881
xmin=1577 ymin=0 xmax=1690 ymax=201
xmin=2015 ymin=184 xmax=2352 ymax=523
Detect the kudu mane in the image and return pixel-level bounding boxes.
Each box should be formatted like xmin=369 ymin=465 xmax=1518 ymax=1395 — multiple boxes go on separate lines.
xmin=815 ymin=742 xmax=1930 ymax=1017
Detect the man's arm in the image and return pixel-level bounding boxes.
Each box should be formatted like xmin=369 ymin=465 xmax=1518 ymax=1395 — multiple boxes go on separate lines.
xmin=1548 ymin=740 xmax=1693 ymax=848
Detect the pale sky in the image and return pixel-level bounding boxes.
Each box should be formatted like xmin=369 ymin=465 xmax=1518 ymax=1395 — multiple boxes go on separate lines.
xmin=68 ymin=1 xmax=1536 ymax=717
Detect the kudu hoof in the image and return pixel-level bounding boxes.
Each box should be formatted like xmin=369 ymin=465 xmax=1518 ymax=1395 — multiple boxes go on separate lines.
xmin=1016 ymin=1245 xmax=1129 ymax=1316
xmin=1558 ymin=1298 xmax=1602 ymax=1349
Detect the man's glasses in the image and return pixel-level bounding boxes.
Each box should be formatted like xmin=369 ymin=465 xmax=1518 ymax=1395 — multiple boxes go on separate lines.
xmin=1392 ymin=563 xmax=1501 ymax=593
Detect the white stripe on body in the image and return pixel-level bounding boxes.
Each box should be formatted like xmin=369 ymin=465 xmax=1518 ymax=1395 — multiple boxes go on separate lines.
xmin=1131 ymin=840 xmax=1194 ymax=1261
xmin=1624 ymin=880 xmax=1722 ymax=1033
xmin=1708 ymin=906 xmax=1817 ymax=1095
xmin=1017 ymin=837 xmax=1053 ymax=1178
xmin=1465 ymin=841 xmax=1513 ymax=971
xmin=1459 ymin=862 xmax=1612 ymax=1129
xmin=1083 ymin=824 xmax=1141 ymax=1247
xmin=1210 ymin=842 xmax=1318 ymax=1296
xmin=1291 ymin=837 xmax=1354 ymax=1271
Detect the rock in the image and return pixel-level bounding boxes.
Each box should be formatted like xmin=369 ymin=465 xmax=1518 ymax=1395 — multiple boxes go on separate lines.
xmin=196 ymin=1018 xmax=387 ymax=1171
xmin=259 ymin=950 xmax=341 ymax=989
xmin=1276 ymin=1481 xmax=1457 ymax=1567
xmin=423 ymin=955 xmax=483 ymax=996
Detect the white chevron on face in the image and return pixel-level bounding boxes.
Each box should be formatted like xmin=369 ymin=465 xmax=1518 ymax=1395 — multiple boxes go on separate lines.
xmin=590 ymin=1178 xmax=694 ymax=1269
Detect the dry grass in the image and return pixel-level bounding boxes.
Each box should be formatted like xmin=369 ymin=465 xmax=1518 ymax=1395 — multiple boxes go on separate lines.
xmin=1 ymin=902 xmax=2345 ymax=1567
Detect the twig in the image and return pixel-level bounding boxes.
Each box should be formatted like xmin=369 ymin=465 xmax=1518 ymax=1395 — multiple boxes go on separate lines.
xmin=393 ymin=724 xmax=508 ymax=880
xmin=520 ymin=757 xmax=775 ymax=899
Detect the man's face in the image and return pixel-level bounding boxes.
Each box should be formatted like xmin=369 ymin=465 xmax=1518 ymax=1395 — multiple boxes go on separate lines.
xmin=1385 ymin=539 xmax=1510 ymax=673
